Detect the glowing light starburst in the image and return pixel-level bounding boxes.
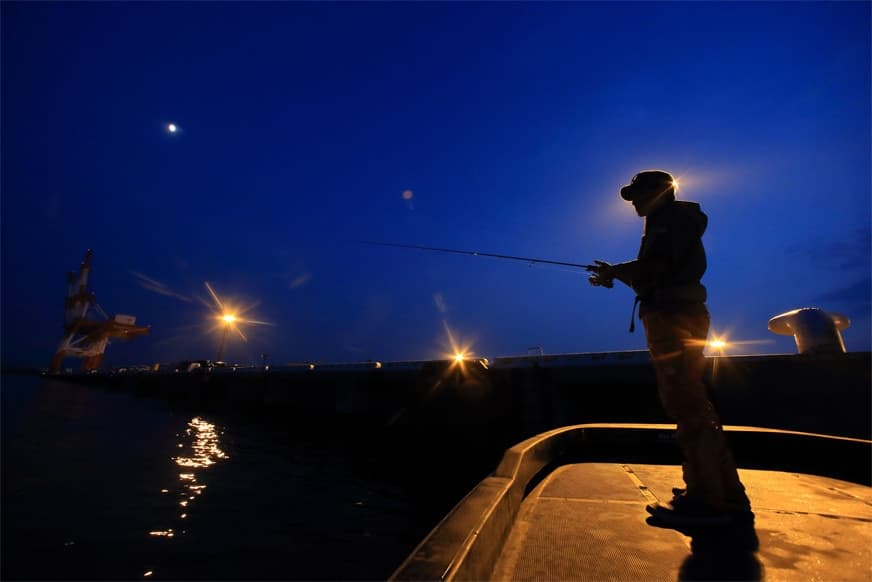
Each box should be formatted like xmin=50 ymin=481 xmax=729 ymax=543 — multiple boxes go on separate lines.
xmin=203 ymin=282 xmax=272 ymax=360
xmin=698 ymin=329 xmax=775 ymax=356
xmin=204 ymin=281 xmax=270 ymax=338
xmin=439 ymin=320 xmax=485 ymax=374
xmin=702 ymin=330 xmax=774 ymax=385
xmin=442 ymin=321 xmax=470 ymax=359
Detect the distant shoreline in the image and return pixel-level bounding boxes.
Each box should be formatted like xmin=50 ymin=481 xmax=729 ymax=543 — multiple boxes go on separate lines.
xmin=1 ymin=368 xmax=44 ymax=376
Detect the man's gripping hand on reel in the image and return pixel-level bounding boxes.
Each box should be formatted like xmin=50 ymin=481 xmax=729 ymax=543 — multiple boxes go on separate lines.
xmin=586 ymin=260 xmax=616 ymax=288
xmin=586 ymin=260 xmax=640 ymax=290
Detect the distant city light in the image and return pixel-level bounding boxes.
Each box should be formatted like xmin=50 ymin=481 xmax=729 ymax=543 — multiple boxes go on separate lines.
xmin=167 ymin=123 xmax=178 ymax=133
xmin=707 ymin=336 xmax=730 ymax=356
xmin=441 ymin=321 xmax=477 ymax=370
xmin=204 ymin=281 xmax=271 ymax=340
xmin=703 ymin=330 xmax=774 ymax=356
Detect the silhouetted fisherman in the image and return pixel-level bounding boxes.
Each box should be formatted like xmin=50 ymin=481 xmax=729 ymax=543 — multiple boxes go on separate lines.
xmin=588 ymin=170 xmax=752 ymax=526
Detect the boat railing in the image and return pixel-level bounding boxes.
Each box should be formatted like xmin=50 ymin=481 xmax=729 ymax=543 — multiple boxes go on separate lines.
xmin=389 ymin=423 xmax=871 ymax=581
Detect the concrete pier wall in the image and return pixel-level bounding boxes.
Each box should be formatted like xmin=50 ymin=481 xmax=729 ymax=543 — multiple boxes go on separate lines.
xmin=61 ymin=351 xmax=870 ymax=441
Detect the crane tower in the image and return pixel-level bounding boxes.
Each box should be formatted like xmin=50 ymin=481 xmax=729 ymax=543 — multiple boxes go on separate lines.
xmin=50 ymin=250 xmax=150 ymax=373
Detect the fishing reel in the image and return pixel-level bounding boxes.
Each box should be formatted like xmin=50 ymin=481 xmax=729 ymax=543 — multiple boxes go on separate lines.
xmin=588 ymin=274 xmax=614 ymax=288
xmin=585 ymin=261 xmax=614 ymax=288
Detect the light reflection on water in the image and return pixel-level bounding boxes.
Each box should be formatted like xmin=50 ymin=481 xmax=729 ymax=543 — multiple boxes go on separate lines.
xmin=147 ymin=417 xmax=228 ymax=546
xmin=3 ymin=376 xmax=429 ymax=581
xmin=175 ymin=417 xmax=230 ymax=468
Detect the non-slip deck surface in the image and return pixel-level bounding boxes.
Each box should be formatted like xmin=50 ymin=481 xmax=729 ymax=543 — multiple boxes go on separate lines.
xmin=491 ymin=463 xmax=872 ymax=581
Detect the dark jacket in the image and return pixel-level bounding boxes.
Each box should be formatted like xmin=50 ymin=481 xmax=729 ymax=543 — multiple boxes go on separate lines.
xmin=634 ymin=200 xmax=708 ymax=316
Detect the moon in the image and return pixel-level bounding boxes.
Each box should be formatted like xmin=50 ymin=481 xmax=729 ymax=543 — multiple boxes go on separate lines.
xmin=167 ymin=123 xmax=178 ymax=133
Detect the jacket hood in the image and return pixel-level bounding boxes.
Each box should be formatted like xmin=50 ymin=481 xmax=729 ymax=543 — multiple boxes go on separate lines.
xmin=669 ymin=200 xmax=707 ymax=237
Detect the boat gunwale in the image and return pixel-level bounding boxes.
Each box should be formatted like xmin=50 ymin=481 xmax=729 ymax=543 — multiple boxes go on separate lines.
xmin=389 ymin=423 xmax=871 ymax=581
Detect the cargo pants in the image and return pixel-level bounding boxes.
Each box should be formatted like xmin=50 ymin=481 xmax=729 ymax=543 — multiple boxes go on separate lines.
xmin=642 ymin=309 xmax=749 ymax=511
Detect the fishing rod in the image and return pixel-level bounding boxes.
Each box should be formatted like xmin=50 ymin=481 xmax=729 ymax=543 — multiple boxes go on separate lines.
xmin=362 ymin=241 xmax=599 ymax=271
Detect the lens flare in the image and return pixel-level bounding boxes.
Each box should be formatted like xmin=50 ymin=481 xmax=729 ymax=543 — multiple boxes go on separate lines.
xmin=701 ymin=330 xmax=775 ymax=356
xmin=203 ymin=281 xmax=272 ymax=345
xmin=442 ymin=321 xmax=473 ymax=363
xmin=709 ymin=338 xmax=727 ymax=351
xmin=439 ymin=320 xmax=486 ymax=376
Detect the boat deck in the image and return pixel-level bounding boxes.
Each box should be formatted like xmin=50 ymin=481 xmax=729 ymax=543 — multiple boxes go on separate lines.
xmin=491 ymin=463 xmax=872 ymax=581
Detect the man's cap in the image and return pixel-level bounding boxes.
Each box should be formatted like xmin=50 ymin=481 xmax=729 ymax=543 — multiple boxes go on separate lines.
xmin=620 ymin=170 xmax=677 ymax=201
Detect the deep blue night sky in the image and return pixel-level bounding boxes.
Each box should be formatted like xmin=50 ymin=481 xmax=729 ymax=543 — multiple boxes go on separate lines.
xmin=2 ymin=2 xmax=870 ymax=368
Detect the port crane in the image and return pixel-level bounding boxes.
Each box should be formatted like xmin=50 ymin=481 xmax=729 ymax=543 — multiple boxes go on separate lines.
xmin=49 ymin=250 xmax=150 ymax=373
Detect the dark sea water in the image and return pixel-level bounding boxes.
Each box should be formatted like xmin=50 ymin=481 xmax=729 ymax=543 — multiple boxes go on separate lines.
xmin=1 ymin=374 xmax=465 ymax=581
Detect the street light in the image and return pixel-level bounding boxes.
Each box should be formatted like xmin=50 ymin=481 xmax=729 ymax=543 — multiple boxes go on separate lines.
xmin=204 ymin=281 xmax=272 ymax=365
xmin=216 ymin=314 xmax=236 ymax=362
